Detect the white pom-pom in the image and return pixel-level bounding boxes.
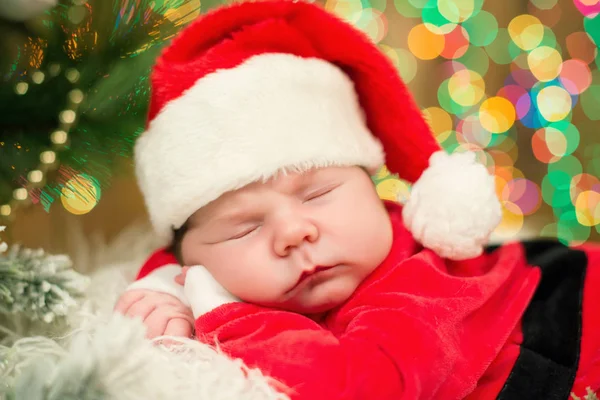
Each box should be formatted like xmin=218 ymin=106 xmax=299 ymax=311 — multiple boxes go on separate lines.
xmin=401 ymin=151 xmax=502 ymax=260
xmin=0 ymin=0 xmax=57 ymax=21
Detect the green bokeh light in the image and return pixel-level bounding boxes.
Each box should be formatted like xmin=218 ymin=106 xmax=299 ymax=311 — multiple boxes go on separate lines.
xmin=456 ymin=45 xmax=490 ymax=76
xmin=485 ymin=28 xmax=514 ymax=65
xmin=461 ymin=10 xmax=498 ymax=46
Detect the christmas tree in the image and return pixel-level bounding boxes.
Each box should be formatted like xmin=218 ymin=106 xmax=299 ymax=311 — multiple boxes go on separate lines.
xmin=0 ymin=0 xmax=228 ymax=223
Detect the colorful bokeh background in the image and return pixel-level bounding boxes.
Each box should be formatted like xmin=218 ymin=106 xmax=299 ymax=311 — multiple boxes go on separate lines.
xmin=356 ymin=0 xmax=600 ymax=245
xmin=2 ymin=0 xmax=599 ymax=249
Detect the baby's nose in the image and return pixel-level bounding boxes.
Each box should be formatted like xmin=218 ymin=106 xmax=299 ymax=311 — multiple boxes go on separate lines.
xmin=273 ymin=220 xmax=318 ymax=257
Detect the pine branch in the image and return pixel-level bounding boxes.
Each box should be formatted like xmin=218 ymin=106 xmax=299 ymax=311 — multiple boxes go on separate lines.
xmin=0 ymin=246 xmax=89 ymax=323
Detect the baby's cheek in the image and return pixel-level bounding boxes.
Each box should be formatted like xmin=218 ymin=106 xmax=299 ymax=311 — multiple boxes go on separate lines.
xmin=240 ymin=277 xmax=282 ymax=302
xmin=226 ymin=270 xmax=285 ymax=303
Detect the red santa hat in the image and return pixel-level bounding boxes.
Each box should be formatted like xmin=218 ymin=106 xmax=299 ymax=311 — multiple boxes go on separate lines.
xmin=135 ymin=0 xmax=502 ymax=260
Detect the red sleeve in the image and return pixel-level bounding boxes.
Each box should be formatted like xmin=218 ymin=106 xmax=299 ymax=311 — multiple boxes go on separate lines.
xmin=194 ymin=245 xmax=541 ymax=400
xmin=136 ymin=248 xmax=179 ymax=280
xmin=196 ymin=300 xmax=448 ymax=400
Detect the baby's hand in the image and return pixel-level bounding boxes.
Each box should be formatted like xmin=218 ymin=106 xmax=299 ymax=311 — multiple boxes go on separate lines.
xmin=114 ymin=289 xmax=194 ymax=340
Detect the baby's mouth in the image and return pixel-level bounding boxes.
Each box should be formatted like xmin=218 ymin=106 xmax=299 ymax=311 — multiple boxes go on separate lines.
xmin=288 ymin=266 xmax=335 ymax=293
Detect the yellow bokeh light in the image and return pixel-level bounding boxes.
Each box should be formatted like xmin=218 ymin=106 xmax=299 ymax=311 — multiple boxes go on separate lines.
xmin=380 ymin=44 xmax=418 ymax=83
xmin=374 ymin=165 xmax=390 ymax=180
xmin=494 ymin=174 xmax=509 ymax=201
xmin=423 ymin=106 xmax=453 ymax=142
xmin=165 ymin=0 xmax=200 ymax=26
xmin=408 ymin=24 xmax=445 ymax=60
xmin=508 ymin=14 xmax=544 ymax=51
xmin=325 ymin=0 xmax=364 ymax=22
xmin=448 ymin=69 xmax=486 ymax=106
xmin=376 ymin=179 xmax=411 ymax=203
xmin=527 ymin=46 xmax=562 ymax=82
xmin=479 ymin=97 xmax=516 ymax=133
xmin=537 ymin=86 xmax=572 ymax=122
xmin=355 ymin=8 xmax=387 ymax=43
xmin=575 ymin=191 xmax=600 ymax=226
xmin=494 ymin=201 xmax=525 ymax=238
xmin=61 ymin=174 xmax=100 ymax=215
xmin=438 ymin=0 xmax=475 ymax=23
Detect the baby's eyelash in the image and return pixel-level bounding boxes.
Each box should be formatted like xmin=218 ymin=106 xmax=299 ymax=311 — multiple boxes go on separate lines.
xmin=229 ymin=226 xmax=259 ymax=240
xmin=304 ymin=185 xmax=337 ymax=202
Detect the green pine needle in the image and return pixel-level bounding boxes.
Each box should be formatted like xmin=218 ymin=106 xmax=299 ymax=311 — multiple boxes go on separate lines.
xmin=0 ymin=244 xmax=89 ymax=324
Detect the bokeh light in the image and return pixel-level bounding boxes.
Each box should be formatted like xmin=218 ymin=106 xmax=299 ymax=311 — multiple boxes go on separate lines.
xmin=457 ymin=114 xmax=494 ymax=147
xmin=528 ymin=2 xmax=561 ymax=28
xmin=394 ymin=0 xmax=423 ymax=18
xmin=527 ymin=46 xmax=562 ymax=82
xmin=530 ymin=0 xmax=558 ymax=10
xmin=448 ymin=69 xmax=485 ymax=106
xmin=60 ymin=174 xmax=101 ymax=215
xmin=408 ymin=23 xmax=445 ymax=60
xmin=574 ymin=0 xmax=600 ymax=18
xmin=461 ymin=10 xmax=497 ymax=46
xmin=575 ymin=191 xmax=600 ymax=227
xmin=559 ymin=59 xmax=592 ymax=95
xmin=440 ymin=26 xmax=470 ymax=59
xmin=381 ymin=44 xmax=418 ymax=83
xmin=355 ymin=8 xmax=388 ymax=43
xmin=501 ymin=178 xmax=543 ymax=215
xmin=581 ymin=70 xmax=600 ymax=119
xmin=508 ymin=14 xmax=544 ymax=51
xmin=495 ymin=201 xmax=525 ymax=238
xmin=438 ymin=0 xmax=478 ymax=23
xmin=566 ymin=31 xmax=598 ymax=65
xmin=438 ymin=78 xmax=472 ymax=114
xmin=485 ymin=28 xmax=514 ymax=64
xmin=479 ymin=97 xmax=516 ymax=133
xmin=456 ymin=45 xmax=490 ymax=76
xmin=423 ymin=106 xmax=454 ymax=143
xmin=531 ymin=125 xmax=580 ymax=163
xmin=510 ymin=54 xmax=539 ymax=89
xmin=536 ymin=85 xmax=572 ymax=122
xmin=498 ymin=84 xmax=530 ymax=120
xmin=376 ymin=178 xmax=411 ymax=203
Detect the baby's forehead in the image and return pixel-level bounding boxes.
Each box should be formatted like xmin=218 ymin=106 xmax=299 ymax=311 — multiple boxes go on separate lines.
xmin=235 ymin=166 xmax=345 ymax=194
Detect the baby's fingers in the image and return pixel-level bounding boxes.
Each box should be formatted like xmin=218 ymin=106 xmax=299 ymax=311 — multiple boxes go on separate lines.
xmin=143 ymin=309 xmax=171 ymax=339
xmin=125 ymin=299 xmax=157 ymax=321
xmin=113 ymin=290 xmax=145 ymax=314
xmin=164 ymin=318 xmax=194 ymax=338
xmin=156 ymin=318 xmax=194 ymax=347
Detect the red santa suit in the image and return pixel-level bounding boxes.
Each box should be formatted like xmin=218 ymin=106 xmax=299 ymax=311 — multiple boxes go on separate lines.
xmin=135 ymin=201 xmax=600 ymax=400
xmin=126 ymin=2 xmax=600 ymax=398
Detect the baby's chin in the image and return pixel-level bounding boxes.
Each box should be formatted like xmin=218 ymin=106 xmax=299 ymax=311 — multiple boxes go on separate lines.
xmin=272 ymin=276 xmax=359 ymax=315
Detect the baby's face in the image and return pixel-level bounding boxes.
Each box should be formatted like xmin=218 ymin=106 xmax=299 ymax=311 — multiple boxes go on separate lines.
xmin=181 ymin=166 xmax=393 ymax=315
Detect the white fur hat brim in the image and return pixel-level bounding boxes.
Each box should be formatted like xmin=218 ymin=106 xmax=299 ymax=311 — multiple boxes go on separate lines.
xmin=135 ymin=53 xmax=385 ymax=245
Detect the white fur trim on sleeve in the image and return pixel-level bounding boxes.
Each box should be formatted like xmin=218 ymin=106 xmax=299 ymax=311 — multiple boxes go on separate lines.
xmin=126 ymin=264 xmax=189 ymax=306
xmin=401 ymin=151 xmax=502 ymax=260
xmin=184 ymin=266 xmax=240 ymax=319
